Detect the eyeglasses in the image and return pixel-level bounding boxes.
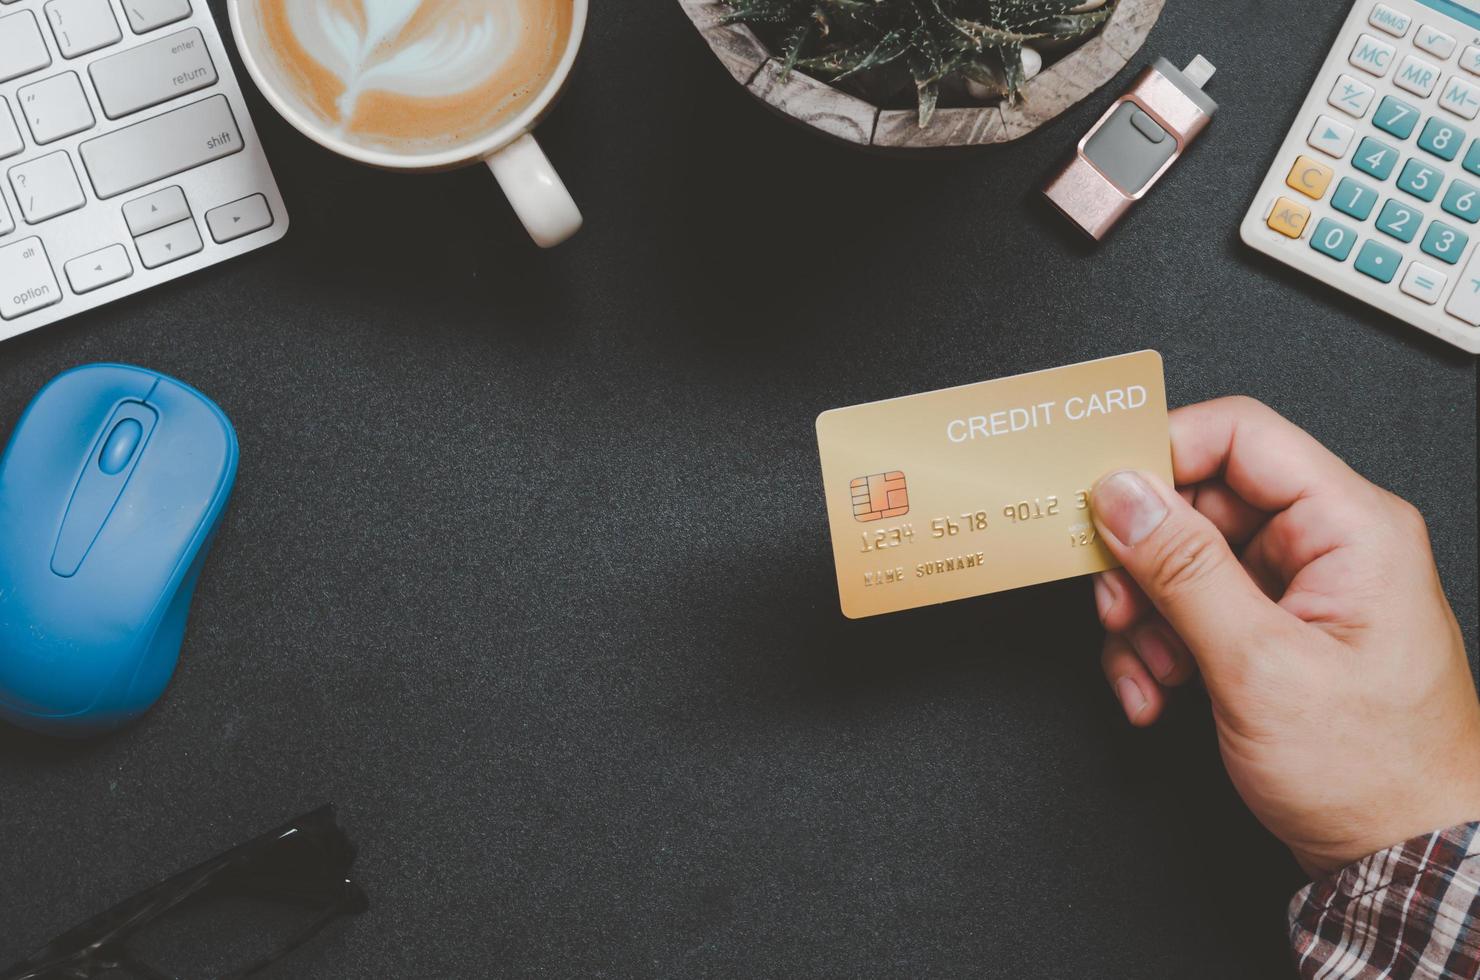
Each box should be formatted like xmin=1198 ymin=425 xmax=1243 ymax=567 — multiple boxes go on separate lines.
xmin=1 ymin=805 xmax=368 ymax=980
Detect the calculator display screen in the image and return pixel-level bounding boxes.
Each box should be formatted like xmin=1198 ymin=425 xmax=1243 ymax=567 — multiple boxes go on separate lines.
xmin=1417 ymin=0 xmax=1480 ymax=29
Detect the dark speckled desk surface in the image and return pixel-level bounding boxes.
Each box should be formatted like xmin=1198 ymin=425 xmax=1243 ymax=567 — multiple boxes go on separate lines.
xmin=0 ymin=1 xmax=1475 ymax=977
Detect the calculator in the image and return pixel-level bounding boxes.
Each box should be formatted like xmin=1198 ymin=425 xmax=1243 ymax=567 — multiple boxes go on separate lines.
xmin=1241 ymin=0 xmax=1480 ymax=354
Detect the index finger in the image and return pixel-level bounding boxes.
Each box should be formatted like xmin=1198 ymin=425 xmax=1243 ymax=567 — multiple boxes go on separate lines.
xmin=1168 ymin=397 xmax=1367 ymax=512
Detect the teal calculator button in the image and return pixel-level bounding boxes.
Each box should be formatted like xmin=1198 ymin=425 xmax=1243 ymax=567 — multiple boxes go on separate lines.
xmin=1418 ymin=118 xmax=1465 ymax=161
xmin=1373 ymin=95 xmax=1420 ymax=139
xmin=1464 ymin=139 xmax=1480 ymax=177
xmin=1355 ymin=240 xmax=1403 ymax=282
xmin=1442 ymin=179 xmax=1480 ymax=223
xmin=1376 ymin=199 xmax=1424 ymax=242
xmin=1397 ymin=159 xmax=1443 ymax=201
xmin=1421 ymin=220 xmax=1470 ymax=264
xmin=1310 ymin=218 xmax=1358 ymax=261
xmin=1353 ymin=136 xmax=1400 ymax=180
xmin=1333 ymin=176 xmax=1379 ymax=220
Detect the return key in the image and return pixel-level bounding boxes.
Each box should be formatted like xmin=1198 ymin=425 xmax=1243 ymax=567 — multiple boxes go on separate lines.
xmin=88 ymin=27 xmax=216 ymax=120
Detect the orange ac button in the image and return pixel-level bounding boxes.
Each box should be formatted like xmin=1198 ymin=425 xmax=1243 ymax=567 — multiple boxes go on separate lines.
xmin=1286 ymin=155 xmax=1335 ymax=200
xmin=1267 ymin=196 xmax=1312 ymax=239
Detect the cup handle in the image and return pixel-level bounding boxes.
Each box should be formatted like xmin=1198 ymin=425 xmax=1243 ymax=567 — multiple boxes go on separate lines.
xmin=486 ymin=133 xmax=582 ymax=248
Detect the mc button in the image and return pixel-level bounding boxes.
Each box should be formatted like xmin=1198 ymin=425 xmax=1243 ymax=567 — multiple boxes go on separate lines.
xmin=1287 ymin=155 xmax=1335 ymax=200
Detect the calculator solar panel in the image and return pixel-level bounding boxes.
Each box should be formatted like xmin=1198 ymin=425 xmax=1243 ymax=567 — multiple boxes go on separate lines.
xmin=1242 ymin=0 xmax=1480 ymax=353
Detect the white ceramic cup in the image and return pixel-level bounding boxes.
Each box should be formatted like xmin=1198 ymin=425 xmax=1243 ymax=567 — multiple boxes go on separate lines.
xmin=228 ymin=0 xmax=587 ymax=247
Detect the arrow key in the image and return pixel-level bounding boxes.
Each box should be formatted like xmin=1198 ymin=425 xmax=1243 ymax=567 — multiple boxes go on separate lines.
xmin=134 ymin=217 xmax=200 ymax=268
xmin=1307 ymin=114 xmax=1355 ymax=159
xmin=64 ymin=242 xmax=131 ymax=293
xmin=205 ymin=193 xmax=272 ymax=243
xmin=123 ymin=184 xmax=188 ymax=236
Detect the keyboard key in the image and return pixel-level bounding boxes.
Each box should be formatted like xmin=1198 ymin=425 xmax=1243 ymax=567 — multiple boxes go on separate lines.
xmin=9 ymin=151 xmax=84 ymax=223
xmin=1421 ymin=220 xmax=1469 ymax=264
xmin=1398 ymin=158 xmax=1443 ymax=201
xmin=44 ymin=0 xmax=119 ymax=58
xmin=1369 ymin=3 xmax=1411 ymax=36
xmin=0 ymin=237 xmax=60 ymax=318
xmin=1418 ymin=117 xmax=1465 ymax=161
xmin=134 ymin=217 xmax=199 ymax=267
xmin=1311 ymin=217 xmax=1358 ymax=261
xmin=18 ymin=71 xmax=95 ymax=144
xmin=63 ymin=242 xmax=131 ymax=292
xmin=1463 ymin=45 xmax=1480 ymax=76
xmin=79 ymin=94 xmax=242 ymax=198
xmin=1443 ymin=179 xmax=1480 ymax=223
xmin=1287 ymin=155 xmax=1334 ymax=199
xmin=1444 ymin=251 xmax=1480 ymax=323
xmin=1395 ymin=54 xmax=1441 ymax=97
xmin=120 ymin=0 xmax=188 ymax=33
xmin=205 ymin=193 xmax=271 ymax=242
xmin=1353 ymin=136 xmax=1400 ymax=180
xmin=0 ymin=195 xmax=13 ymax=236
xmin=1417 ymin=26 xmax=1457 ymax=59
xmin=1440 ymin=75 xmax=1480 ymax=121
xmin=1356 ymin=239 xmax=1403 ymax=282
xmin=1401 ymin=261 xmax=1447 ymax=304
xmin=0 ymin=11 xmax=51 ymax=82
xmin=1372 ymin=96 xmax=1419 ymax=141
xmin=1308 ymin=114 xmax=1354 ymax=158
xmin=0 ymin=96 xmax=21 ymax=159
xmin=1333 ymin=176 xmax=1379 ymax=220
xmin=1351 ymin=33 xmax=1397 ymax=76
xmin=1377 ymin=198 xmax=1423 ymax=242
xmin=1329 ymin=73 xmax=1376 ymax=117
xmin=89 ymin=27 xmax=216 ymax=119
xmin=1267 ymin=196 xmax=1311 ymax=238
xmin=122 ymin=183 xmax=187 ymax=235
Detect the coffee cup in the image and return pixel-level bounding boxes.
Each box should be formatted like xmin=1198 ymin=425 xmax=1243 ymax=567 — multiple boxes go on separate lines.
xmin=228 ymin=0 xmax=585 ymax=247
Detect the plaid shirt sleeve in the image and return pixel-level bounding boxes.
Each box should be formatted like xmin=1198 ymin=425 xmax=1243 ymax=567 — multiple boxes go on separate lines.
xmin=1288 ymin=821 xmax=1480 ymax=979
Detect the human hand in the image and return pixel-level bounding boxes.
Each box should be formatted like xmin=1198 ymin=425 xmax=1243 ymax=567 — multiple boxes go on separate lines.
xmin=1089 ymin=397 xmax=1480 ymax=876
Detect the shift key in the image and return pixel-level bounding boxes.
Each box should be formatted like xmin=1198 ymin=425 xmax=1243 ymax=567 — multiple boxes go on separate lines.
xmin=89 ymin=28 xmax=216 ymax=120
xmin=79 ymin=94 xmax=240 ymax=199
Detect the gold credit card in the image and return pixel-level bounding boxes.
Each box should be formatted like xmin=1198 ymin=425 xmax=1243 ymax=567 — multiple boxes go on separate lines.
xmin=816 ymin=351 xmax=1171 ymax=619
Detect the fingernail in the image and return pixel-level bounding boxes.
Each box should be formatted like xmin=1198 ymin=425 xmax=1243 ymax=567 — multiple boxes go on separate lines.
xmin=1115 ymin=676 xmax=1148 ymax=722
xmin=1092 ymin=471 xmax=1169 ymax=547
xmin=1092 ymin=573 xmax=1115 ymax=621
xmin=1132 ymin=628 xmax=1176 ymax=681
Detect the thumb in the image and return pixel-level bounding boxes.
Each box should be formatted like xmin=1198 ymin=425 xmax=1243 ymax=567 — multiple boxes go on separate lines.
xmin=1090 ymin=470 xmax=1294 ymax=689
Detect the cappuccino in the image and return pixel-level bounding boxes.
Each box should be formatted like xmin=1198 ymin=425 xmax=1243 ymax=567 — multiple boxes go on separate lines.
xmin=254 ymin=0 xmax=573 ymax=154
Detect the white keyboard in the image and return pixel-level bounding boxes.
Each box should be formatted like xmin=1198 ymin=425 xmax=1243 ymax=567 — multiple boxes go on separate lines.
xmin=1242 ymin=0 xmax=1480 ymax=354
xmin=0 ymin=0 xmax=285 ymax=343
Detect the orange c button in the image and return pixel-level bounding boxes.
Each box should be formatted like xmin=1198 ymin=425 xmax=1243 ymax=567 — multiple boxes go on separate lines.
xmin=1286 ymin=155 xmax=1335 ymax=200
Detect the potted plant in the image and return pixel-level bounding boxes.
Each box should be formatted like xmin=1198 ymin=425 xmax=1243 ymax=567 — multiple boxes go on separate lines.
xmin=678 ymin=0 xmax=1166 ymax=150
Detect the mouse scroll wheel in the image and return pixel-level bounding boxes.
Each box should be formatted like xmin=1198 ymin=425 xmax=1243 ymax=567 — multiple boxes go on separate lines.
xmin=99 ymin=417 xmax=144 ymax=474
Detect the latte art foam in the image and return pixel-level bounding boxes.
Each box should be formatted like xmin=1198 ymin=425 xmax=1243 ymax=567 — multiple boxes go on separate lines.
xmin=257 ymin=0 xmax=572 ymax=153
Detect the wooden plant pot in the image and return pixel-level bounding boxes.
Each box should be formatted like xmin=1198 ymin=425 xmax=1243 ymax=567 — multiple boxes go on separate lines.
xmin=677 ymin=0 xmax=1167 ymax=150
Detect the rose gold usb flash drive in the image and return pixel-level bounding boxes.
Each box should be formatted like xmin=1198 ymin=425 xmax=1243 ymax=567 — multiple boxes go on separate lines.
xmin=1044 ymin=56 xmax=1218 ymax=240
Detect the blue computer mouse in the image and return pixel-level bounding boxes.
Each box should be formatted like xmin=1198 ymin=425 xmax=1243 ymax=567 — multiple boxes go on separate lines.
xmin=0 ymin=364 xmax=238 ymax=737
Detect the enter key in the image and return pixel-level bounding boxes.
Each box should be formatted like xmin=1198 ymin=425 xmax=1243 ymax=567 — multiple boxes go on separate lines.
xmin=87 ymin=27 xmax=216 ymax=120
